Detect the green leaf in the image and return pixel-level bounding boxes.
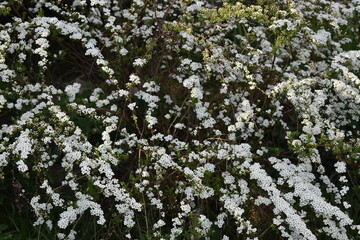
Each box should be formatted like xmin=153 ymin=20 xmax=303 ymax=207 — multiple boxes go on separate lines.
xmin=0 ymin=224 xmax=8 ymax=232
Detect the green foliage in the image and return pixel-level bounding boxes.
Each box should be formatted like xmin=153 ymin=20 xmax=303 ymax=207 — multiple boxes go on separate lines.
xmin=202 ymin=2 xmax=268 ymax=24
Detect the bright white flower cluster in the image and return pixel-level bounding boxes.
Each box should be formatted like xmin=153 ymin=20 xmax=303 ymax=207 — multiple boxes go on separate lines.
xmin=0 ymin=0 xmax=359 ymax=239
xmin=65 ymin=83 xmax=81 ymax=102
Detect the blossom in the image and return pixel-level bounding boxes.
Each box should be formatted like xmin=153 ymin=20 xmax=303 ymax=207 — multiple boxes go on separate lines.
xmin=65 ymin=83 xmax=81 ymax=102
xmin=334 ymin=161 xmax=346 ymax=173
xmin=133 ymin=58 xmax=147 ymax=67
xmin=13 ymin=129 xmax=32 ymax=159
xmin=1 ymin=0 xmax=359 ymax=239
xmin=129 ymin=74 xmax=141 ymax=84
xmin=0 ymin=95 xmax=7 ymax=109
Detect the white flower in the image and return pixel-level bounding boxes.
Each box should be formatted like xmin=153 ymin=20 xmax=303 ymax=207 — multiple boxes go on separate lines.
xmin=90 ymin=0 xmax=107 ymax=6
xmin=334 ymin=161 xmax=346 ymax=173
xmin=66 ymin=230 xmax=77 ymax=240
xmin=129 ymin=74 xmax=141 ymax=84
xmin=153 ymin=219 xmax=165 ymax=229
xmin=183 ymin=75 xmax=200 ymax=89
xmin=311 ymin=29 xmax=331 ymax=45
xmin=58 ymin=207 xmax=77 ymax=229
xmin=65 ymin=83 xmax=81 ymax=102
xmin=128 ymin=102 xmax=137 ymax=110
xmin=134 ymin=0 xmax=144 ymax=7
xmin=16 ymin=160 xmax=28 ymax=172
xmin=0 ymin=95 xmax=7 ymax=109
xmin=13 ymin=129 xmax=32 ymax=159
xmin=133 ymin=58 xmax=147 ymax=67
xmin=180 ymin=201 xmax=191 ymax=213
xmin=146 ymin=114 xmax=158 ymax=128
xmin=120 ymin=48 xmax=128 ymax=56
xmin=343 ymin=202 xmax=351 ymax=209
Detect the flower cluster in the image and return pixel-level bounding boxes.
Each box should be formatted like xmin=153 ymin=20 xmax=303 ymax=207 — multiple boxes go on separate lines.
xmin=0 ymin=0 xmax=359 ymax=239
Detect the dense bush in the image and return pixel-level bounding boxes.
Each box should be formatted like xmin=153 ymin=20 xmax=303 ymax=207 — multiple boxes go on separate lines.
xmin=0 ymin=0 xmax=359 ymax=239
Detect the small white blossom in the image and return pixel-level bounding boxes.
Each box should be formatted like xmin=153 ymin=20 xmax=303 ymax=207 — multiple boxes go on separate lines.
xmin=133 ymin=58 xmax=147 ymax=67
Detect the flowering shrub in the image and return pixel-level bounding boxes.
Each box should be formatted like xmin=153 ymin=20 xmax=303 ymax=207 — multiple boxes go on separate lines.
xmin=0 ymin=0 xmax=359 ymax=239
